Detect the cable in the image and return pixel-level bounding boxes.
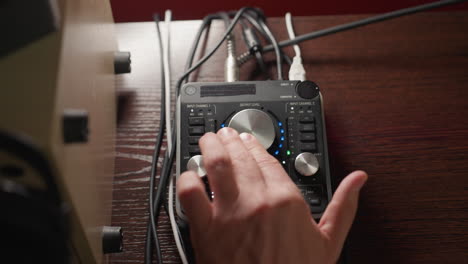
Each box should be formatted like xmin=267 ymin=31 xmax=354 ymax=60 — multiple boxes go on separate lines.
xmin=151 ymin=10 xmax=242 ymax=263
xmin=259 ymin=22 xmax=282 ymax=79
xmin=239 ymin=19 xmax=268 ymax=77
xmin=285 ymin=12 xmax=306 ymax=81
xmin=238 ymin=0 xmax=468 ymax=62
xmin=285 ymin=12 xmax=301 ymax=57
xmin=183 ymin=13 xmax=231 ymax=84
xmin=145 ymin=14 xmax=166 ymax=264
xmin=162 ymin=9 xmax=190 ymax=264
xmin=240 ymin=10 xmax=284 ymax=79
xmin=253 ymin=14 xmax=283 ymax=80
xmin=164 ymin=10 xmax=173 ymax=153
xmin=175 ymin=7 xmax=258 ymax=94
xmin=147 ymin=12 xmax=215 ymax=264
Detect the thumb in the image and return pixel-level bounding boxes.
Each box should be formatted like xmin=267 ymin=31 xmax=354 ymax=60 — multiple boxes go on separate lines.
xmin=177 ymin=171 xmax=213 ymax=230
xmin=318 ymin=170 xmax=367 ymax=256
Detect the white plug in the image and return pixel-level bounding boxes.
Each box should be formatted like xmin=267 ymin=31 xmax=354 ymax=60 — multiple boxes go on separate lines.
xmin=285 ymin=12 xmax=307 ymax=81
xmin=289 ymin=56 xmax=306 ymax=81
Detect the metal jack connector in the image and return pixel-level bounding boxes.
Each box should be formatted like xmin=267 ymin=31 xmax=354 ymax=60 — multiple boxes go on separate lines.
xmin=225 ymin=36 xmax=239 ymax=82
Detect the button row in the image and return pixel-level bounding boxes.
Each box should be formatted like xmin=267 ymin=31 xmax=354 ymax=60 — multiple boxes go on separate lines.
xmin=188 ymin=117 xmax=204 ymax=155
xmin=288 ymin=115 xmax=317 ymax=152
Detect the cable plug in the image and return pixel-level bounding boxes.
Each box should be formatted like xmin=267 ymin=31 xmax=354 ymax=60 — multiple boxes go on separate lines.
xmin=225 ymin=36 xmax=239 ymax=82
xmin=288 ymin=56 xmax=306 ymax=81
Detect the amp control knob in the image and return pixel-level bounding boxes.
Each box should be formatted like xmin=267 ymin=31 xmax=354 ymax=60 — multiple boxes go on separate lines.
xmin=228 ymin=109 xmax=275 ymax=149
xmin=187 ymin=155 xmax=206 ymax=177
xmin=294 ymin=152 xmax=319 ymax=176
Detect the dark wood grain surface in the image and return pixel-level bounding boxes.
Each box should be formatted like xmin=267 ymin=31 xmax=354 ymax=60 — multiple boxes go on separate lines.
xmin=110 ymin=12 xmax=468 ymax=263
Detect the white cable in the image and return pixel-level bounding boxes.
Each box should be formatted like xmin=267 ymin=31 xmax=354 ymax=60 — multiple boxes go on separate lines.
xmin=285 ymin=12 xmax=301 ymax=57
xmin=285 ymin=12 xmax=306 ymax=81
xmin=164 ymin=10 xmax=172 ymax=148
xmin=163 ymin=9 xmax=189 ymax=264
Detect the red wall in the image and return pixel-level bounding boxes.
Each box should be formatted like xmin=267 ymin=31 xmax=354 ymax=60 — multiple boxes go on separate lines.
xmin=110 ymin=0 xmax=468 ymax=22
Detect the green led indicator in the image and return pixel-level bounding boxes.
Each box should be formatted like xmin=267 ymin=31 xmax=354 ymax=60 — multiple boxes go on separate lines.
xmin=286 ymin=150 xmax=291 ymax=156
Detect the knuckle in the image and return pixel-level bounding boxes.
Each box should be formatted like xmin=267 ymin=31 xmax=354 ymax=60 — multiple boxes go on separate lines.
xmin=230 ymin=148 xmax=252 ymax=164
xmin=177 ymin=173 xmax=201 ymax=198
xmin=271 ymin=188 xmax=307 ymax=209
xmin=204 ymin=153 xmax=230 ymax=171
xmin=199 ymin=132 xmax=216 ymax=146
xmin=247 ymin=200 xmax=274 ymax=220
xmin=256 ymin=154 xmax=282 ymax=170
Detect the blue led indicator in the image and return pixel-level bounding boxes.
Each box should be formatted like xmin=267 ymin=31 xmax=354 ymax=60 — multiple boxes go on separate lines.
xmin=280 ymin=136 xmax=285 ymax=141
xmin=280 ymin=129 xmax=285 ymax=134
xmin=221 ymin=123 xmax=225 ymax=128
xmin=274 ymin=150 xmax=280 ymax=155
xmin=278 ymin=122 xmax=283 ymax=127
xmin=279 ymin=144 xmax=283 ymax=148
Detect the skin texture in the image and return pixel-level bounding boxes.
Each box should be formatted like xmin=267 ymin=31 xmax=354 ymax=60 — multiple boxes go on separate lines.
xmin=177 ymin=127 xmax=368 ymax=264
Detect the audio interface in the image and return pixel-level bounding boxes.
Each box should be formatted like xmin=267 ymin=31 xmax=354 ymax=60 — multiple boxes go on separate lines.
xmin=176 ymin=80 xmax=332 ymax=220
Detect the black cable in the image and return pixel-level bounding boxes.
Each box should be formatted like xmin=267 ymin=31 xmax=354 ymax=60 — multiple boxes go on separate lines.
xmin=183 ymin=12 xmax=231 ymax=84
xmin=239 ymin=10 xmax=291 ymax=74
xmin=217 ymin=11 xmax=231 ymax=29
xmin=239 ymin=17 xmax=269 ymax=78
xmin=145 ymin=14 xmax=166 ymax=264
xmin=240 ymin=10 xmax=283 ymax=78
xmin=238 ymin=0 xmax=468 ymax=61
xmin=149 ymin=9 xmax=242 ymax=261
xmin=175 ymin=7 xmax=257 ymax=94
xmin=150 ymin=136 xmax=177 ymax=263
xmin=250 ymin=12 xmax=283 ymax=80
xmin=148 ymin=12 xmax=223 ymax=264
xmin=150 ymin=11 xmax=233 ymax=264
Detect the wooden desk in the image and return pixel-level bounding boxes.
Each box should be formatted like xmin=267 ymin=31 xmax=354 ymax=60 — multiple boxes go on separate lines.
xmin=111 ymin=12 xmax=468 ymax=263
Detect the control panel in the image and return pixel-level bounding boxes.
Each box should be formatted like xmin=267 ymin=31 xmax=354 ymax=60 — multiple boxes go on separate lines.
xmin=176 ymin=80 xmax=332 ymax=220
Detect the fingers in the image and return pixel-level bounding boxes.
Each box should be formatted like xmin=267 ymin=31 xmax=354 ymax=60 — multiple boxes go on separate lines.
xmin=216 ymin=128 xmax=265 ymax=186
xmin=199 ymin=132 xmax=239 ymax=205
xmin=177 ymin=171 xmax=212 ymax=229
xmin=239 ymin=133 xmax=291 ymax=185
xmin=318 ymin=170 xmax=368 ymax=256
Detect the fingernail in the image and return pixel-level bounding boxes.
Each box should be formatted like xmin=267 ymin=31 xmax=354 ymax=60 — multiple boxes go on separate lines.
xmin=355 ymin=171 xmax=368 ymax=191
xmin=218 ymin=127 xmax=236 ymax=137
xmin=239 ymin=133 xmax=252 ymax=142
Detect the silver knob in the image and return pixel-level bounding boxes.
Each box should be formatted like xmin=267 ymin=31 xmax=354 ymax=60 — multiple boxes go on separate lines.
xmin=294 ymin=152 xmax=319 ymax=176
xmin=187 ymin=155 xmax=206 ymax=177
xmin=228 ymin=109 xmax=275 ymax=149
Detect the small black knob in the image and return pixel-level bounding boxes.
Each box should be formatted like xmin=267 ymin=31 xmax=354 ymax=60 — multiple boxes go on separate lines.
xmin=114 ymin=51 xmax=131 ymax=74
xmin=63 ymin=109 xmax=89 ymax=144
xmin=102 ymin=226 xmax=123 ymax=254
xmin=296 ymin=81 xmax=320 ymax=99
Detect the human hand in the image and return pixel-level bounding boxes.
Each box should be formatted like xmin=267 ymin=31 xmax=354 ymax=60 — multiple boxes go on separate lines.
xmin=177 ymin=127 xmax=367 ymax=264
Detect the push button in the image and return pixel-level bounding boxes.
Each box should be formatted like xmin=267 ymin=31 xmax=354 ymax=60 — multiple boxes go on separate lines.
xmin=189 ymin=117 xmax=205 ymax=126
xmin=188 ymin=146 xmax=201 ymax=155
xmin=299 ymin=124 xmax=315 ymax=132
xmin=300 ymin=133 xmax=315 ymax=142
xmin=301 ymin=143 xmax=317 ymax=152
xmin=299 ymin=116 xmax=315 ymax=123
xmin=188 ymin=136 xmax=200 ymax=145
xmin=299 ymin=185 xmax=322 ymax=206
xmin=189 ymin=126 xmax=205 ymax=135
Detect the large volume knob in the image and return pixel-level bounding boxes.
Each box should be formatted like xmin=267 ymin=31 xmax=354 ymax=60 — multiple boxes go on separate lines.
xmin=294 ymin=152 xmax=319 ymax=176
xmin=187 ymin=155 xmax=206 ymax=177
xmin=228 ymin=109 xmax=275 ymax=149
